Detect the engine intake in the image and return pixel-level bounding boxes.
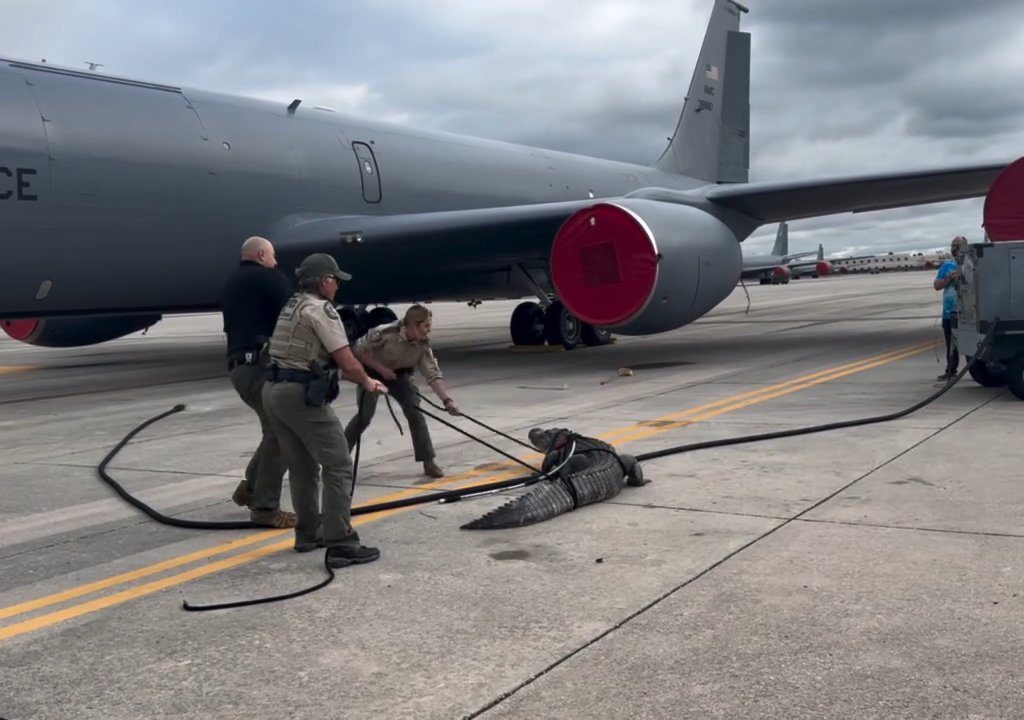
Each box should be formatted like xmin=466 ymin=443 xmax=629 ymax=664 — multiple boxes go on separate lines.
xmin=550 ymin=200 xmax=741 ymax=335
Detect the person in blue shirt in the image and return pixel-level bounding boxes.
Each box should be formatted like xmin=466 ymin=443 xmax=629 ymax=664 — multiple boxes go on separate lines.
xmin=933 ymin=235 xmax=967 ymax=381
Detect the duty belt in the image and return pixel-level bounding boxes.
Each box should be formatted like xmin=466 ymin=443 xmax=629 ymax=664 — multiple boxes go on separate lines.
xmin=268 ymin=365 xmax=316 ymax=384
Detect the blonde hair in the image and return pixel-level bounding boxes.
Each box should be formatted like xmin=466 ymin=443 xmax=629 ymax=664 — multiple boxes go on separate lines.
xmin=403 ymin=304 xmax=432 ymax=326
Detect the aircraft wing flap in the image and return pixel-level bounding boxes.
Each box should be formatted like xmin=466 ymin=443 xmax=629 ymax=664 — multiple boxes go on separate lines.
xmin=704 ymin=162 xmax=1007 ymax=223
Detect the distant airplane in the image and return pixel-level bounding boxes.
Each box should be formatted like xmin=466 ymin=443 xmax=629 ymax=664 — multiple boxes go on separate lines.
xmin=740 ymin=222 xmax=830 ymax=284
xmin=0 ymin=0 xmax=1007 ymax=349
xmin=825 ymin=249 xmax=951 ymax=275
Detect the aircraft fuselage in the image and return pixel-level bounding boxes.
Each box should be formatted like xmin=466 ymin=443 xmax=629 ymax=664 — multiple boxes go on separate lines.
xmin=0 ymin=59 xmax=706 ymax=319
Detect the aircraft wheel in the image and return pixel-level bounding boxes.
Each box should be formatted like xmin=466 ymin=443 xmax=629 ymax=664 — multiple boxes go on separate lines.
xmin=967 ymin=357 xmax=1006 ymax=387
xmin=339 ymin=306 xmax=368 ymax=342
xmin=365 ymin=306 xmax=398 ymax=330
xmin=544 ymin=301 xmax=581 ymax=349
xmin=510 ymin=301 xmax=546 ymax=345
xmin=581 ymin=323 xmax=613 ymax=347
xmin=1005 ymin=354 xmax=1024 ymax=400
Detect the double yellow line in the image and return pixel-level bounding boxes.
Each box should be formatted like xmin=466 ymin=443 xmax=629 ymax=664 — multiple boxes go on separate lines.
xmin=0 ymin=341 xmax=934 ymax=642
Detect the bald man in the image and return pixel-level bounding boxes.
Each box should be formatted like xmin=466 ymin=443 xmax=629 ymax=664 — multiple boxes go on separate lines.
xmin=219 ymin=236 xmax=297 ymax=527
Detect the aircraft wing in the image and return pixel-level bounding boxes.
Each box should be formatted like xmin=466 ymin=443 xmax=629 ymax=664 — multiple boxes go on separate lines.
xmin=704 ymin=162 xmax=1008 ymax=223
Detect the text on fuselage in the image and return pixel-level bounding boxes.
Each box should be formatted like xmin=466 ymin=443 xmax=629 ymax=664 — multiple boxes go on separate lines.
xmin=0 ymin=167 xmax=38 ymax=201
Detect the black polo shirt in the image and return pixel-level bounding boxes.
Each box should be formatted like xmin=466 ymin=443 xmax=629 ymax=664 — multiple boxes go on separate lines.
xmin=219 ymin=260 xmax=294 ymax=356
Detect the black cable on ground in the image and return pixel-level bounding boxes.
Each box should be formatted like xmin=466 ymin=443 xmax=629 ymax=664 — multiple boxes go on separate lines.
xmin=185 ymin=391 xmax=374 ymax=612
xmin=98 ymin=403 xmax=262 ymax=530
xmin=182 ymin=553 xmax=335 ymax=611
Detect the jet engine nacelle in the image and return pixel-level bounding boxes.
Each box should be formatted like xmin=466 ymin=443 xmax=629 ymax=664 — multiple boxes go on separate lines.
xmin=0 ymin=314 xmax=162 ymax=347
xmin=549 ymin=199 xmax=742 ymax=335
xmin=815 ymin=261 xmax=832 ymax=276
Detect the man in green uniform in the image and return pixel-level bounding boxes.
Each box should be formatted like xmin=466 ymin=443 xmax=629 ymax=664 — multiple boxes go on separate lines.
xmin=262 ymin=253 xmax=387 ymax=568
xmin=344 ymin=304 xmax=461 ymax=479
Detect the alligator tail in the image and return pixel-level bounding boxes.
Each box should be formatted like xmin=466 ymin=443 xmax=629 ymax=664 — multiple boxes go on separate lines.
xmin=460 ymin=480 xmax=574 ymax=530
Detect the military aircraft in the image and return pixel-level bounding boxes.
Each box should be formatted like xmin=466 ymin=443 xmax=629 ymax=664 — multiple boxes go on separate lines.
xmin=0 ymin=0 xmax=1007 ymax=349
xmin=741 ymin=222 xmax=830 ymax=284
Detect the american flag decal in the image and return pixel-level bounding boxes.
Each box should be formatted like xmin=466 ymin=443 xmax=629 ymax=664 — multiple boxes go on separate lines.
xmin=705 ymin=64 xmax=719 ymax=81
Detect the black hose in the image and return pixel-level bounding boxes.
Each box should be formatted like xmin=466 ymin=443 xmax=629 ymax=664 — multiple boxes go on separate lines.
xmin=97 ymin=404 xmax=262 ymax=530
xmin=186 ymin=390 xmax=375 ymax=612
xmin=635 ymin=360 xmax=970 ymax=461
xmin=182 ymin=552 xmax=335 ymax=611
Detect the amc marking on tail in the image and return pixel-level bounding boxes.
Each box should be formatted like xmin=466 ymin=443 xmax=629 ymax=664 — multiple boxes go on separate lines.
xmin=0 ymin=166 xmax=39 ymax=201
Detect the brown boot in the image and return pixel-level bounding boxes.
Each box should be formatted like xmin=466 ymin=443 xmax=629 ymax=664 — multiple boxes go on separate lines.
xmin=423 ymin=460 xmax=445 ymax=479
xmin=250 ymin=509 xmax=298 ymax=528
xmin=231 ymin=480 xmax=252 ymax=508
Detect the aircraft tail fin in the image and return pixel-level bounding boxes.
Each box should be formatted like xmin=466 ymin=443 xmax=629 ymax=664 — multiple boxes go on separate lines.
xmin=654 ymin=0 xmax=749 ymax=183
xmin=817 ymin=244 xmax=824 ymax=261
xmin=771 ymin=221 xmax=788 ymax=257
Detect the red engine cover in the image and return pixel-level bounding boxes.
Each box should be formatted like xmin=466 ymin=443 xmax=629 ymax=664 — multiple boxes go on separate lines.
xmin=815 ymin=261 xmax=831 ymax=276
xmin=772 ymin=266 xmax=791 ymax=277
xmin=550 ymin=203 xmax=659 ymax=326
xmin=0 ymin=319 xmax=39 ymax=342
xmin=984 ymin=155 xmax=1024 ymax=241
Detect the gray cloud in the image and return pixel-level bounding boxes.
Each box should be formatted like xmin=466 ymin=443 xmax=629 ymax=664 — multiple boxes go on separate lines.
xmin=1 ymin=0 xmax=1021 ymax=261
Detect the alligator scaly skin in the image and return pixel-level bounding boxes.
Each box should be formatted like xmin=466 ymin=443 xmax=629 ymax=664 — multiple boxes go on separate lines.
xmin=460 ymin=428 xmax=644 ymax=530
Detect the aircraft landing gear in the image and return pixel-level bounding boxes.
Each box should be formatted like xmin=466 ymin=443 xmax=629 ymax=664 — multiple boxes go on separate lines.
xmin=581 ymin=324 xmax=613 ymax=347
xmin=544 ymin=300 xmax=582 ymax=349
xmin=508 ymin=300 xmax=611 ymax=349
xmin=510 ymin=301 xmax=546 ymax=345
xmin=338 ymin=305 xmax=398 ymax=342
xmin=365 ymin=306 xmax=398 ymax=330
xmin=338 ymin=306 xmax=368 ymax=342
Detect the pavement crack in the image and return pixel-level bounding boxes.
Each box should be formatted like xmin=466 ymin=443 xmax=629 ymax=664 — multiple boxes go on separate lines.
xmin=796 ymin=517 xmax=1024 ymax=540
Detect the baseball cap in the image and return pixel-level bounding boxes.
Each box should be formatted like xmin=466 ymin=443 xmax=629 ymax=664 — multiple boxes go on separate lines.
xmin=295 ymin=253 xmax=352 ymax=283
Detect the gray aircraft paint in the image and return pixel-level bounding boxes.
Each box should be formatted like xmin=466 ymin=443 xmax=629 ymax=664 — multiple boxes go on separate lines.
xmin=0 ymin=0 xmax=1006 ymax=342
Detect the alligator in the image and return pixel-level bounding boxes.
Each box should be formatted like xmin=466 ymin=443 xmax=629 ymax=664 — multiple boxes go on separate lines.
xmin=461 ymin=427 xmax=646 ymax=530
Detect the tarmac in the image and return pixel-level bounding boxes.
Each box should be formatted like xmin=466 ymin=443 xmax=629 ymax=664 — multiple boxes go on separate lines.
xmin=1 ymin=272 xmax=1022 ymax=719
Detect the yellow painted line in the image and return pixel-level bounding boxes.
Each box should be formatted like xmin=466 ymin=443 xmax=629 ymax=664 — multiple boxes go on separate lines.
xmin=600 ymin=341 xmax=933 ymax=445
xmin=0 ymin=365 xmax=35 ymax=374
xmin=0 ymin=538 xmax=296 ymax=641
xmin=0 ymin=469 xmax=523 ymax=624
xmin=1 ymin=511 xmax=394 ymax=642
xmin=612 ymin=343 xmax=933 ymax=445
xmin=0 ymin=530 xmax=287 ymax=621
xmin=0 ymin=341 xmax=933 ymax=640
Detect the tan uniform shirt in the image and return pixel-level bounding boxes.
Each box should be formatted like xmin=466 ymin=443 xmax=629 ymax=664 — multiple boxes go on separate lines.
xmin=268 ymin=293 xmax=349 ymax=370
xmin=356 ymin=321 xmax=442 ymax=384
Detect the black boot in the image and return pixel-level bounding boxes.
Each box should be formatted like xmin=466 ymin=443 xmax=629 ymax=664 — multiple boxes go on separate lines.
xmin=326 ymin=544 xmax=380 ymax=568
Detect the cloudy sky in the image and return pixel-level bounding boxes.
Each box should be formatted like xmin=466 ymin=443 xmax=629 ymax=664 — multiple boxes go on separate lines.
xmin=3 ymin=0 xmax=1022 ymax=256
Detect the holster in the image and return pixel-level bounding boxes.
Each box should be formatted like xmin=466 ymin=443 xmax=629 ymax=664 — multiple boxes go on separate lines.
xmin=305 ymin=361 xmax=340 ymax=407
